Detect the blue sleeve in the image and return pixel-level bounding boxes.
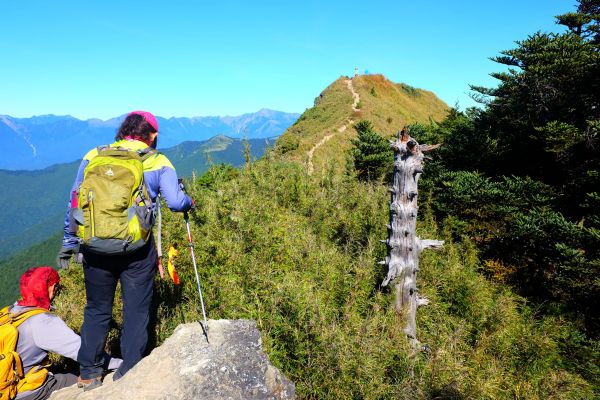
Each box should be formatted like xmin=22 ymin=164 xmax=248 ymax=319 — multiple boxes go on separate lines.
xmin=61 ymin=159 xmax=88 ymax=249
xmin=159 ymin=167 xmax=193 ymax=212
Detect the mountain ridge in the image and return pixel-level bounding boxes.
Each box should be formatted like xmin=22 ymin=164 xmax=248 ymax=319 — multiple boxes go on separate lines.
xmin=2 ymin=71 xmax=597 ymax=397
xmin=275 ymin=74 xmax=448 ymax=175
xmin=0 ymin=109 xmax=298 ymax=170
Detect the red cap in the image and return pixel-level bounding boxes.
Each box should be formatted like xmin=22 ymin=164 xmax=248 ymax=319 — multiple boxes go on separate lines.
xmin=128 ymin=110 xmax=158 ymax=132
xmin=17 ymin=266 xmax=60 ymax=310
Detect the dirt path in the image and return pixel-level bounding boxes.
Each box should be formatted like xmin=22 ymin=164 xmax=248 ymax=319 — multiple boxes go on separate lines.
xmin=306 ymin=78 xmax=360 ymax=175
xmin=347 ymin=78 xmax=360 ymax=112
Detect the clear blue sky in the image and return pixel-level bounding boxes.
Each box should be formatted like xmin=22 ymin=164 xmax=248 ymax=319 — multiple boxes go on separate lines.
xmin=1 ymin=0 xmax=570 ymax=120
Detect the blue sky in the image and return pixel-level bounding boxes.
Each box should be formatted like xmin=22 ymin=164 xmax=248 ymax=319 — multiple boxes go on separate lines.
xmin=1 ymin=0 xmax=570 ymax=120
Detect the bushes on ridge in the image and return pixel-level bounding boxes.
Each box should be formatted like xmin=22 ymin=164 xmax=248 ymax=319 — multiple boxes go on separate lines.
xmin=53 ymin=160 xmax=596 ymax=398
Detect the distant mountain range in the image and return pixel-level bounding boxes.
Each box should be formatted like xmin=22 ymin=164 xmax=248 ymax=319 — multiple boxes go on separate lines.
xmin=0 ymin=135 xmax=273 ymax=260
xmin=0 ymin=109 xmax=299 ymax=170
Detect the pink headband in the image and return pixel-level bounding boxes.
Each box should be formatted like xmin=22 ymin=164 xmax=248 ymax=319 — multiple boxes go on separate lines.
xmin=128 ymin=110 xmax=158 ymax=132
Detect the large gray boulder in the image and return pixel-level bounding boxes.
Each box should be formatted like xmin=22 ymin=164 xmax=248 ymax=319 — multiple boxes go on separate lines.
xmin=50 ymin=319 xmax=295 ymax=400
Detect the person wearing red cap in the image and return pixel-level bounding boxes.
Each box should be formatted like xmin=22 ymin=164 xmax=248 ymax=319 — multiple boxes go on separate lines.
xmin=56 ymin=111 xmax=192 ymax=390
xmin=8 ymin=266 xmax=121 ymax=399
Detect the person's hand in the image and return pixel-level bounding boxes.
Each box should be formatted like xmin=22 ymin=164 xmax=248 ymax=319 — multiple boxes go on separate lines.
xmin=56 ymin=246 xmax=79 ymax=270
xmin=178 ymin=178 xmax=187 ymax=193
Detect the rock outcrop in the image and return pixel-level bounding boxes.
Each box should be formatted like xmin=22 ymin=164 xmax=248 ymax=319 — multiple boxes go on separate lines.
xmin=50 ymin=319 xmax=295 ymax=400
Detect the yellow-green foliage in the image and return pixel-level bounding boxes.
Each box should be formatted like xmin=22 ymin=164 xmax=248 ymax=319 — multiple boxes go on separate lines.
xmin=54 ymin=158 xmax=595 ymax=399
xmin=352 ymin=75 xmax=448 ymax=133
xmin=276 ymin=74 xmax=448 ymax=176
xmin=277 ymin=77 xmax=353 ymax=164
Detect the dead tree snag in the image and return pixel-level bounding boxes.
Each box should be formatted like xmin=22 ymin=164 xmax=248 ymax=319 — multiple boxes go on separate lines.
xmin=381 ymin=128 xmax=443 ymax=347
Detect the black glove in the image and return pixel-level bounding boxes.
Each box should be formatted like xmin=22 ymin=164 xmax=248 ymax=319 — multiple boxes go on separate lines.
xmin=178 ymin=178 xmax=187 ymax=193
xmin=179 ymin=179 xmax=196 ymax=213
xmin=57 ymin=246 xmax=80 ymax=270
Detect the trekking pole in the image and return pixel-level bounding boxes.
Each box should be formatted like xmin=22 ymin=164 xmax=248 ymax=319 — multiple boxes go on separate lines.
xmin=184 ymin=211 xmax=209 ymax=342
xmin=179 ymin=179 xmax=209 ymax=342
xmin=156 ymin=194 xmax=165 ymax=279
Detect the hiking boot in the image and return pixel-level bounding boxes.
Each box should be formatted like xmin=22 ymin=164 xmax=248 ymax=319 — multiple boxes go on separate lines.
xmin=112 ymin=369 xmax=123 ymax=381
xmin=77 ymin=376 xmax=102 ymax=391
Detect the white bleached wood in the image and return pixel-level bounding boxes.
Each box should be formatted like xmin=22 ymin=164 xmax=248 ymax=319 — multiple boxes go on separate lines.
xmin=419 ymin=239 xmax=445 ymax=250
xmin=381 ymin=128 xmax=443 ymax=347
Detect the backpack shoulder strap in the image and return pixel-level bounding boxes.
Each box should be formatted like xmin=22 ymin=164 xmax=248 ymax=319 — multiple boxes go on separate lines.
xmin=96 ymin=145 xmax=110 ymax=154
xmin=9 ymin=308 xmax=49 ymax=328
xmin=0 ymin=305 xmax=11 ymax=325
xmin=138 ymin=148 xmax=159 ymax=162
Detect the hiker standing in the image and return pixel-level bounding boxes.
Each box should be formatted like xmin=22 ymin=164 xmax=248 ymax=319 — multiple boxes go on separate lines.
xmin=56 ymin=111 xmax=193 ymax=390
xmin=1 ymin=266 xmax=121 ymax=400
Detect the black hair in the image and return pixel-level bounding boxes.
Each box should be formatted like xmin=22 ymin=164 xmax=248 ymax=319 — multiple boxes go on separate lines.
xmin=115 ymin=114 xmax=157 ymax=142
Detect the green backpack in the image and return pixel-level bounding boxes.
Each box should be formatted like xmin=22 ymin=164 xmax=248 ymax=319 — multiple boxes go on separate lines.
xmin=72 ymin=146 xmax=156 ymax=255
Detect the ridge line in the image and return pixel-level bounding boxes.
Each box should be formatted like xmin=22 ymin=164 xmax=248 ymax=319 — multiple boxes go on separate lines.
xmin=306 ymin=78 xmax=361 ymax=175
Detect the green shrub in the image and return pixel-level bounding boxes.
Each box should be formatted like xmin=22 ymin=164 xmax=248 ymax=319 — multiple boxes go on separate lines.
xmin=276 ymin=134 xmax=300 ymax=154
xmin=53 ymin=158 xmax=596 ymax=398
xmin=350 ymin=120 xmax=393 ymax=182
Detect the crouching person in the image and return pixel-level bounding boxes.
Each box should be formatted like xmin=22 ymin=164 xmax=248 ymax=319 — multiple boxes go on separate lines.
xmin=0 ymin=266 xmax=121 ymax=400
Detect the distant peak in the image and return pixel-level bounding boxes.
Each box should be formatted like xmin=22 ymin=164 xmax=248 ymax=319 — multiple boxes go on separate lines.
xmin=207 ymin=134 xmax=233 ymax=142
xmin=32 ymin=114 xmax=75 ymax=119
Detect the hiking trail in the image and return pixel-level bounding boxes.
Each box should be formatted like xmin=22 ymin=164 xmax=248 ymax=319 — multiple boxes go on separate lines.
xmin=306 ymin=78 xmax=360 ymax=175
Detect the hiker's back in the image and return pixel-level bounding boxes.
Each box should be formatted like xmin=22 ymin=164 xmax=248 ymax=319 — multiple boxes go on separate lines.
xmin=60 ymin=112 xmax=194 ymax=383
xmin=74 ymin=145 xmax=155 ymax=255
xmin=60 ymin=138 xmax=192 ymax=258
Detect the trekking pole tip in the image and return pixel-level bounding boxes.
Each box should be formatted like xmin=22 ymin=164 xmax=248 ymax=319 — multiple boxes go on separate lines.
xmin=199 ymin=320 xmax=209 ymax=343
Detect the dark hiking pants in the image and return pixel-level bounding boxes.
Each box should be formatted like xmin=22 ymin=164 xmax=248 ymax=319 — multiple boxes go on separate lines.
xmin=78 ymin=239 xmax=157 ymax=380
xmin=17 ymin=373 xmax=78 ymax=400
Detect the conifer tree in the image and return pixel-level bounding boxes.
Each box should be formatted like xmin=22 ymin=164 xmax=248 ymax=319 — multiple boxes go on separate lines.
xmin=350 ymin=120 xmax=393 ymax=181
xmin=430 ymin=0 xmax=600 ymax=338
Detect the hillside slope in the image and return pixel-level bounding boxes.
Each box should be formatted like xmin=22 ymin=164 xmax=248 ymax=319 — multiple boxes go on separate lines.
xmin=51 ymin=160 xmax=595 ymax=398
xmin=276 ymin=74 xmax=448 ymax=175
xmin=0 ymin=162 xmax=79 ymax=259
xmin=162 ymin=135 xmax=274 ymax=177
xmin=0 ymin=136 xmax=274 ymax=261
xmin=44 ymin=74 xmax=596 ymax=398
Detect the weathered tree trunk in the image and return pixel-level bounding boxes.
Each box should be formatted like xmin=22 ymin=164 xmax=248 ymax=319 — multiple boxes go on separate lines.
xmin=381 ymin=129 xmax=443 ymax=347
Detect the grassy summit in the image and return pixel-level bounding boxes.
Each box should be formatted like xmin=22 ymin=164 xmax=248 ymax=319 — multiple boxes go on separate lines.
xmin=276 ymin=74 xmax=448 ymax=175
xmin=352 ymin=74 xmax=448 ymax=129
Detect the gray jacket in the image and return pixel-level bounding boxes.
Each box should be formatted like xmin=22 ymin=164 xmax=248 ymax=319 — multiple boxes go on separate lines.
xmin=11 ymin=304 xmax=122 ymax=398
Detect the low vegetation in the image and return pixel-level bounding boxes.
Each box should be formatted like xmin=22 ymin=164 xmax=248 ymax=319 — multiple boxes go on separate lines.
xmin=52 ymin=158 xmax=596 ymax=398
